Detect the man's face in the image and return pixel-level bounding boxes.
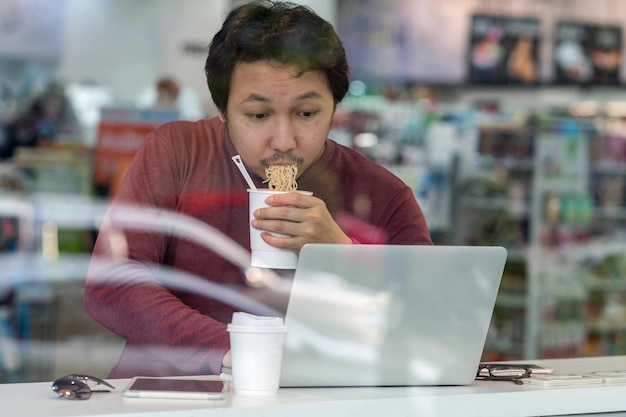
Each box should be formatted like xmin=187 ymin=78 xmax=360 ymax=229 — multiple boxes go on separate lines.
xmin=220 ymin=61 xmax=335 ymax=179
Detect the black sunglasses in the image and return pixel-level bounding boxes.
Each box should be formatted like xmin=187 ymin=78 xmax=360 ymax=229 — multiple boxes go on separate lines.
xmin=51 ymin=374 xmax=116 ymax=400
xmin=475 ymin=364 xmax=531 ymax=385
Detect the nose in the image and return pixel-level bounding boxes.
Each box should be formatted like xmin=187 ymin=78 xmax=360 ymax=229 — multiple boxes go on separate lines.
xmin=269 ymin=116 xmax=297 ymax=152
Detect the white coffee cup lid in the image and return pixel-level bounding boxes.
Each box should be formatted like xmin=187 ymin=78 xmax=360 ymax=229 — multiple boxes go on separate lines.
xmin=230 ymin=312 xmax=284 ymax=327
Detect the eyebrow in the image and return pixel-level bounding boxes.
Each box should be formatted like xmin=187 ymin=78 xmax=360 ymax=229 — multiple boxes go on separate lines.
xmin=240 ymin=91 xmax=324 ymax=105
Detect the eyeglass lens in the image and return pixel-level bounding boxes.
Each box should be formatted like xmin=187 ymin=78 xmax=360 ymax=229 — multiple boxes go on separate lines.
xmin=51 ymin=374 xmax=115 ymax=400
xmin=52 ymin=378 xmax=93 ymax=400
xmin=476 ymin=365 xmax=531 ymax=384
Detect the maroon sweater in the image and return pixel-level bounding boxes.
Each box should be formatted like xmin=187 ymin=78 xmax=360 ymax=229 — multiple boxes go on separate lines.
xmin=85 ymin=117 xmax=432 ymax=378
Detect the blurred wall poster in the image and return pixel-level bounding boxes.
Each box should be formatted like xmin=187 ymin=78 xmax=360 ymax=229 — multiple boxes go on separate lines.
xmin=554 ymin=22 xmax=622 ymax=85
xmin=94 ymin=107 xmax=178 ymax=194
xmin=0 ymin=0 xmax=64 ymax=58
xmin=336 ymin=0 xmax=467 ymax=84
xmin=467 ymin=14 xmax=540 ymax=85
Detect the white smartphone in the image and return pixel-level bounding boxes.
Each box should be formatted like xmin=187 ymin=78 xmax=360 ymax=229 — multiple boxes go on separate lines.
xmin=524 ymin=373 xmax=604 ymax=387
xmin=123 ymin=376 xmax=229 ymax=400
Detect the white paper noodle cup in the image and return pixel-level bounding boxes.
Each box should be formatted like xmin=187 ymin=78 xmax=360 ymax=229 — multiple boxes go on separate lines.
xmin=227 ymin=323 xmax=288 ymax=396
xmin=247 ymin=189 xmax=312 ymax=269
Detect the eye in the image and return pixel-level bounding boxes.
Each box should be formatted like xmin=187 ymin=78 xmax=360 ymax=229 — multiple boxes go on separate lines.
xmin=249 ymin=113 xmax=268 ymax=120
xmin=298 ymin=110 xmax=317 ymax=117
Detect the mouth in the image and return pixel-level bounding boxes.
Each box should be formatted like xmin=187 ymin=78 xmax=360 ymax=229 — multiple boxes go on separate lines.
xmin=268 ymin=162 xmax=297 ymax=166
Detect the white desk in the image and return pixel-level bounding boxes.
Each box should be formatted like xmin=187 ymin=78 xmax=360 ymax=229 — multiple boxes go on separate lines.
xmin=6 ymin=356 xmax=626 ymax=417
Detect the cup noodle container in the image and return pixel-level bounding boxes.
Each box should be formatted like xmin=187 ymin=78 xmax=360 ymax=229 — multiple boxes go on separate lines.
xmin=247 ymin=189 xmax=312 ymax=269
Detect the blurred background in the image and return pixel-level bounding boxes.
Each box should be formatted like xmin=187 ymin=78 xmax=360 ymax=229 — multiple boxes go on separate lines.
xmin=3 ymin=0 xmax=626 ymax=383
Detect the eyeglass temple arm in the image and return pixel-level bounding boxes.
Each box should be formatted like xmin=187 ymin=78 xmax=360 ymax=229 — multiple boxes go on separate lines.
xmin=68 ymin=374 xmax=116 ymax=389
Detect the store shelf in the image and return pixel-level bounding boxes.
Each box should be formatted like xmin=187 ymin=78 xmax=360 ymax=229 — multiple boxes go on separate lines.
xmin=590 ymin=160 xmax=626 ymax=172
xmin=454 ymin=119 xmax=613 ymax=360
xmin=460 ymin=195 xmax=529 ymax=216
xmin=473 ymin=154 xmax=534 ymax=172
xmin=593 ymin=207 xmax=626 ymax=220
xmin=586 ymin=320 xmax=626 ymax=333
xmin=496 ymin=292 xmax=526 ymax=308
xmin=586 ymin=278 xmax=626 ymax=292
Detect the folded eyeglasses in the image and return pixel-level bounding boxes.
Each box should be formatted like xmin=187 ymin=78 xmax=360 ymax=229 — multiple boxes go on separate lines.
xmin=475 ymin=364 xmax=531 ymax=385
xmin=51 ymin=374 xmax=115 ymax=400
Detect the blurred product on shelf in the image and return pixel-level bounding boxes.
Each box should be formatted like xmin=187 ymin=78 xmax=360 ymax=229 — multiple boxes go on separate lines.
xmin=1 ymin=82 xmax=80 ymax=160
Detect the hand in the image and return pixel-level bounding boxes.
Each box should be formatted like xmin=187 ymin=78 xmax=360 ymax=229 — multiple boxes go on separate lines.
xmin=251 ymin=192 xmax=352 ymax=253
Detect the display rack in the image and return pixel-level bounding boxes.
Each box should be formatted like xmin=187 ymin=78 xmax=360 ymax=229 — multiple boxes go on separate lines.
xmin=576 ymin=113 xmax=626 ymax=356
xmin=0 ymin=165 xmax=37 ymax=383
xmin=454 ymin=118 xmax=606 ymax=360
xmin=525 ymin=123 xmax=590 ymax=359
xmin=0 ymin=145 xmax=100 ymax=383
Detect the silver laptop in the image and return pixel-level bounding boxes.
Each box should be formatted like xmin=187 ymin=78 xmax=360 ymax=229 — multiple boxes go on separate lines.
xmin=279 ymin=244 xmax=507 ymax=387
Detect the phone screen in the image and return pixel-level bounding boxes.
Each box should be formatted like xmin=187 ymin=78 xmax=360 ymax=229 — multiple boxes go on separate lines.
xmin=128 ymin=378 xmax=225 ymax=393
xmin=124 ymin=377 xmax=228 ymax=399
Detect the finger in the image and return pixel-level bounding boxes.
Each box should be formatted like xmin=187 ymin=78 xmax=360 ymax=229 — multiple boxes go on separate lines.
xmin=264 ymin=192 xmax=313 ymax=208
xmin=254 ymin=205 xmax=303 ymax=222
xmin=252 ymin=218 xmax=298 ymax=236
xmin=261 ymin=231 xmax=306 ymax=251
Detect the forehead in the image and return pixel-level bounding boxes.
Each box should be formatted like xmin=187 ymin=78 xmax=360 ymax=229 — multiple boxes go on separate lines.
xmin=229 ymin=61 xmax=332 ymax=102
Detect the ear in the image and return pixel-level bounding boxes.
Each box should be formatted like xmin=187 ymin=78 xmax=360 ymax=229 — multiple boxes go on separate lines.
xmin=218 ymin=111 xmax=226 ymax=123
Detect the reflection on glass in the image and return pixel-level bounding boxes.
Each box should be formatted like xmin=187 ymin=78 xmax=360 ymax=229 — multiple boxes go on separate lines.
xmin=280 ymin=245 xmax=505 ymax=386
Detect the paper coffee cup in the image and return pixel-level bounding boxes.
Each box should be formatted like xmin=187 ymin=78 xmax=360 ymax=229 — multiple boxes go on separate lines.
xmin=248 ymin=189 xmax=312 ymax=269
xmin=227 ymin=313 xmax=287 ymax=396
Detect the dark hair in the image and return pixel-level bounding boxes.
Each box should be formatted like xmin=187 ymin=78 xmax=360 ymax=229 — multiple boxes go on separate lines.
xmin=205 ymin=0 xmax=350 ymax=112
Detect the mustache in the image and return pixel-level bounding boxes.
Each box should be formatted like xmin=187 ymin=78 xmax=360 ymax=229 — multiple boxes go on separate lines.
xmin=261 ymin=153 xmax=303 ymax=165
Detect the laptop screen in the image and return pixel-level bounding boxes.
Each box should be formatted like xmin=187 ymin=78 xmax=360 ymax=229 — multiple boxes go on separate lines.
xmin=279 ymin=244 xmax=507 ymax=387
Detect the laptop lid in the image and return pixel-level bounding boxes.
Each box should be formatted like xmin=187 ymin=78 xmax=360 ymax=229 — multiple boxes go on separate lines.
xmin=279 ymin=244 xmax=507 ymax=387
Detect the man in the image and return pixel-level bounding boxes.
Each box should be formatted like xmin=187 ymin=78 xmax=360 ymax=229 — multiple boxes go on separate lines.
xmin=85 ymin=0 xmax=432 ymax=379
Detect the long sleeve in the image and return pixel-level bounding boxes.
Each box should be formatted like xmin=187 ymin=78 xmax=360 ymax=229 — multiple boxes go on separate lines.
xmin=85 ymin=119 xmax=251 ymax=378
